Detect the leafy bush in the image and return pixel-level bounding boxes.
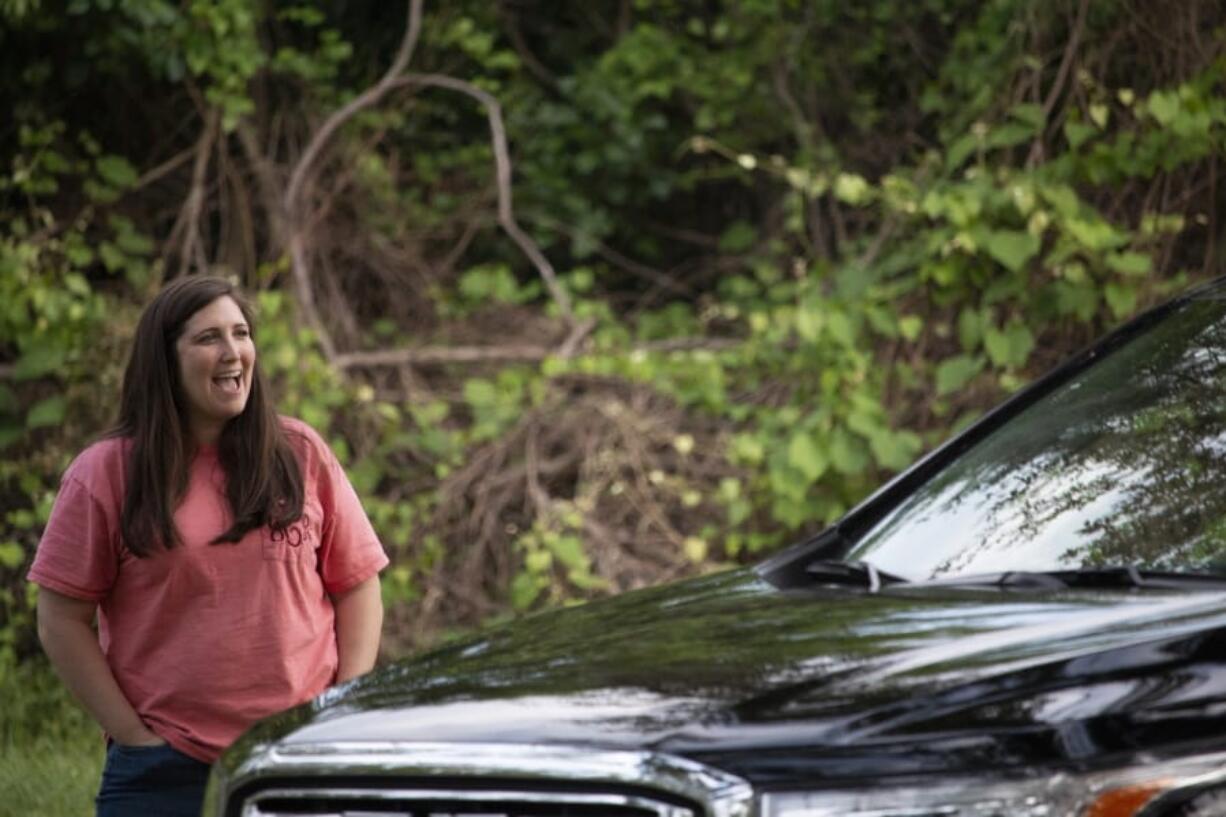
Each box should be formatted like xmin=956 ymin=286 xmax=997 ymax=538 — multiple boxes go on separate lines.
xmin=1 ymin=0 xmax=1223 ymax=660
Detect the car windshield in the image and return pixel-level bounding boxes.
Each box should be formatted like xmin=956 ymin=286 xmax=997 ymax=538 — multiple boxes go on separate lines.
xmin=842 ymin=290 xmax=1226 ymax=582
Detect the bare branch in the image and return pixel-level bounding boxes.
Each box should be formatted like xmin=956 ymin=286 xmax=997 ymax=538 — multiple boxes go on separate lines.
xmin=219 ymin=141 xmax=258 ymax=278
xmin=646 ymin=221 xmax=721 ymax=249
xmin=280 ymin=0 xmax=575 ymax=365
xmin=771 ymin=60 xmax=815 ymax=153
xmin=616 ymin=0 xmax=632 ymax=38
xmin=637 ymin=337 xmax=742 ymax=353
xmin=334 ymin=334 xmax=740 ymax=370
xmin=1027 ymin=0 xmax=1091 ymax=168
xmin=284 ymin=0 xmax=424 ymax=213
xmin=286 ymin=234 xmax=334 ymax=357
xmin=526 ymin=214 xmax=693 ymax=296
xmin=558 ymin=318 xmax=597 ymax=358
xmin=436 ymin=215 xmax=484 ymax=275
xmin=235 ymin=122 xmax=286 ymax=250
xmin=337 ymin=344 xmax=555 ymax=368
xmin=388 ymin=72 xmax=576 ymax=322
xmin=524 ymin=423 xmax=553 ymax=518
xmin=163 ymin=107 xmax=220 ymax=277
xmin=496 ymin=2 xmax=558 ymax=90
xmin=771 ymin=61 xmax=830 ymax=261
xmin=854 ymin=213 xmax=901 ymax=270
xmin=282 ymin=0 xmax=426 ymax=362
xmin=132 ymin=147 xmax=196 ymax=193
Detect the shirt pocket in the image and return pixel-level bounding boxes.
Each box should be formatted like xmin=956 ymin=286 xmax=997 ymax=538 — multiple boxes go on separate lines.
xmin=261 ymin=508 xmax=319 ymax=563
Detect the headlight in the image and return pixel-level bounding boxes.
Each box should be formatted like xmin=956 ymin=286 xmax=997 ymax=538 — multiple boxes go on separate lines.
xmin=759 ymin=751 xmax=1226 ymax=816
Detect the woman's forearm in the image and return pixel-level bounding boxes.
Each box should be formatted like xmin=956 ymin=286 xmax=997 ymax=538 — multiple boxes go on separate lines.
xmin=331 ymin=575 xmax=383 ymax=683
xmin=37 ymin=589 xmax=163 ymax=746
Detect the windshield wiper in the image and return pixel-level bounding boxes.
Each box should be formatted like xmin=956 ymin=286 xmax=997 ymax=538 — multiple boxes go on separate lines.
xmin=918 ymin=566 xmax=1226 ymax=590
xmin=1057 ymin=566 xmax=1226 ymax=589
xmin=804 ymin=559 xmax=910 ymax=593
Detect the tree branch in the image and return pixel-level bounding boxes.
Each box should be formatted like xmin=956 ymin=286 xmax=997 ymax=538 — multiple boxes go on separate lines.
xmin=132 ymin=146 xmax=196 ymax=193
xmin=337 ymin=344 xmax=555 ymax=368
xmin=526 ymin=213 xmax=693 ymax=296
xmin=282 ymin=0 xmax=426 ymax=362
xmin=495 ymin=2 xmax=558 ymax=90
xmin=284 ymin=0 xmax=424 ymax=214
xmin=771 ymin=60 xmax=830 ymax=261
xmin=163 ymin=107 xmax=220 ymax=277
xmin=235 ymin=121 xmax=286 ymax=251
xmin=220 ymin=141 xmax=258 ymax=279
xmin=1027 ymin=0 xmax=1091 ymax=168
xmin=281 ymin=0 xmax=576 ymax=367
xmin=388 ymin=72 xmax=576 ymax=323
xmin=334 ymin=335 xmax=740 ymax=370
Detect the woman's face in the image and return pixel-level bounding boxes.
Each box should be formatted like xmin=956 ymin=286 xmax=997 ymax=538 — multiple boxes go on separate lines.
xmin=174 ymin=295 xmax=256 ymax=444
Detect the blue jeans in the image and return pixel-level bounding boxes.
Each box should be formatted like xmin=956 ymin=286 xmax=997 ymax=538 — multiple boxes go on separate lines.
xmin=95 ymin=741 xmax=211 ymax=817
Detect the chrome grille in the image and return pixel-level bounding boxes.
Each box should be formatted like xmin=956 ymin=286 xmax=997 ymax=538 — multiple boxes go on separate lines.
xmin=241 ymin=786 xmax=694 ymax=817
xmin=209 ymin=742 xmax=753 ymax=817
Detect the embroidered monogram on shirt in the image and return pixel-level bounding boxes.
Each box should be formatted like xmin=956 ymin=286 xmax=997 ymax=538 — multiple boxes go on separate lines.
xmin=270 ymin=512 xmax=314 ymax=548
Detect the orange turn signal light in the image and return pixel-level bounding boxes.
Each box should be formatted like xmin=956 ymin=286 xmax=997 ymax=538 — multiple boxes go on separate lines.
xmin=1083 ymin=781 xmax=1172 ymax=817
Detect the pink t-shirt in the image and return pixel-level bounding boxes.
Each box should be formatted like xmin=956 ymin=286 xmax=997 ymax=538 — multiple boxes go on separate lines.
xmin=28 ymin=417 xmax=388 ymax=763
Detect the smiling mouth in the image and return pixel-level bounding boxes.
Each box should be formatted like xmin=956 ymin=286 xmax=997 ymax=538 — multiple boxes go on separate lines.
xmin=213 ymin=374 xmax=243 ymax=395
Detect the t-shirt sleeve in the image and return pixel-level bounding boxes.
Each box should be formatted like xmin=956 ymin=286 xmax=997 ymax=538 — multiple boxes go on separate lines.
xmin=28 ymin=470 xmax=120 ymax=602
xmin=312 ymin=437 xmax=388 ymax=596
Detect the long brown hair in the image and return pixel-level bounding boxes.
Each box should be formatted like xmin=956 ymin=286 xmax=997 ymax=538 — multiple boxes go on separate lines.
xmin=112 ymin=276 xmax=303 ymax=556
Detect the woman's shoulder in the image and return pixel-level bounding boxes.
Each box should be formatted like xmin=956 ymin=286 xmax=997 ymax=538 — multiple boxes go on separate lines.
xmin=70 ymin=435 xmax=129 ymax=468
xmin=278 ymin=416 xmax=334 ymax=462
xmin=62 ymin=435 xmax=130 ymax=492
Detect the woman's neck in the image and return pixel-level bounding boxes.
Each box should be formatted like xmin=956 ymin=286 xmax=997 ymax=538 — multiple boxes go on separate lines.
xmin=188 ymin=418 xmax=224 ymax=447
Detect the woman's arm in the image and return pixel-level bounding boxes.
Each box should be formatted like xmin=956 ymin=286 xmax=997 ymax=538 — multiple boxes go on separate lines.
xmin=36 ymin=587 xmax=164 ymax=746
xmin=331 ymin=575 xmax=383 ymax=683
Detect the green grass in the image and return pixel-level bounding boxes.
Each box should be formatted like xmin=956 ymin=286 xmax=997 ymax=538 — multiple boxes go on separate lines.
xmin=0 ymin=737 xmax=103 ymax=817
xmin=0 ymin=659 xmax=105 ymax=817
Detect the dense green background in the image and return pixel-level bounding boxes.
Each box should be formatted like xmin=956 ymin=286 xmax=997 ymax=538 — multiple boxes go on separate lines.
xmin=1 ymin=3 xmax=1224 ymax=808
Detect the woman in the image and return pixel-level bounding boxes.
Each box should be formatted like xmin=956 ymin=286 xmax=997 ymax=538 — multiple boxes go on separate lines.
xmin=28 ymin=276 xmax=387 ymax=817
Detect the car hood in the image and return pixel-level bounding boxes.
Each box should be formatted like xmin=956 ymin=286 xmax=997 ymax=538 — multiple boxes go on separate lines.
xmin=235 ymin=568 xmax=1226 ymax=784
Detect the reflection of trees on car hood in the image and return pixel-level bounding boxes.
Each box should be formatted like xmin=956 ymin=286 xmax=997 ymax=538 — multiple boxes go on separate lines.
xmin=850 ymin=296 xmax=1226 ymax=579
xmin=223 ymin=566 xmax=1226 ymax=783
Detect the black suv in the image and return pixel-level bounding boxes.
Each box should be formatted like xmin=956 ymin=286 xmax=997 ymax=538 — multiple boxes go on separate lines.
xmin=205 ymin=279 xmax=1226 ymax=817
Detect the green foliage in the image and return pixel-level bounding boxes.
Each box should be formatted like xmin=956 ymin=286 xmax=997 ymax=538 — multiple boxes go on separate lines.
xmin=0 ymin=659 xmax=102 ymax=816
xmin=512 ymin=501 xmax=609 ymax=612
xmin=1 ymin=0 xmax=1223 ymax=655
xmin=54 ymin=0 xmax=265 ymax=129
xmin=0 ymin=210 xmax=129 ymax=673
xmin=499 ymin=0 xmax=1218 ymax=576
xmin=446 ymin=264 xmax=541 ymax=316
